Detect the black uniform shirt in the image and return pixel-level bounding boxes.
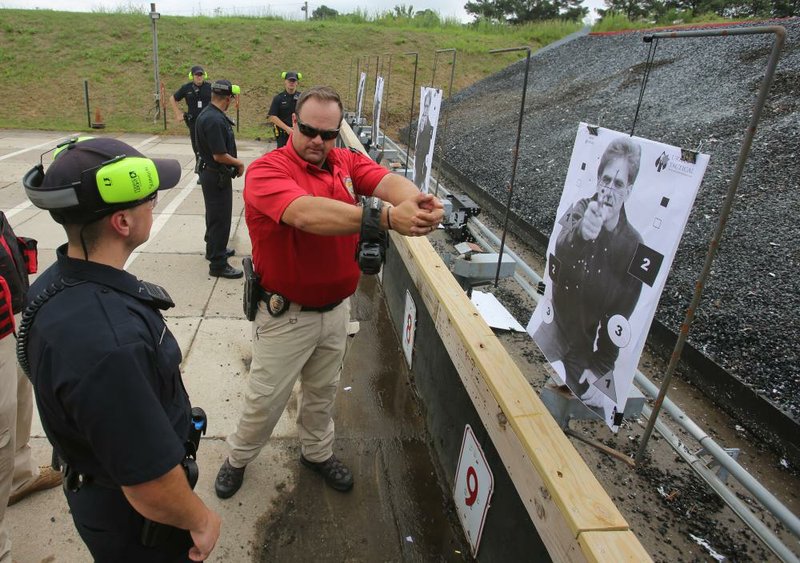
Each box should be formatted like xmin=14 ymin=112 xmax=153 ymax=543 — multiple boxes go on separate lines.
xmin=25 ymin=245 xmax=189 ymax=487
xmin=173 ymin=81 xmax=212 ymax=119
xmin=195 ymin=103 xmax=237 ymax=167
xmin=268 ymin=90 xmax=301 ymax=128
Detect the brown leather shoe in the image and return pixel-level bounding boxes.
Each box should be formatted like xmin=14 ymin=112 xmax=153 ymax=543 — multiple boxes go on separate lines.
xmin=7 ymin=466 xmax=62 ymax=506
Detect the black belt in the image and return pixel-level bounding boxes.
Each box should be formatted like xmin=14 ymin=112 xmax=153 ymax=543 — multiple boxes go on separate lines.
xmin=258 ymin=288 xmax=341 ymax=315
xmin=301 ymin=300 xmax=342 ymax=313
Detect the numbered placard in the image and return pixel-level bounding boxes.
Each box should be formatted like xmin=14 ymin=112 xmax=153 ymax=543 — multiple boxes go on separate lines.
xmin=453 ymin=425 xmax=494 ymax=557
xmin=402 ymin=290 xmax=416 ymax=369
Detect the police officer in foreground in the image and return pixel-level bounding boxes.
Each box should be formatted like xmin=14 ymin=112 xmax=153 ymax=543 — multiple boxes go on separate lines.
xmin=195 ymin=79 xmax=244 ymax=279
xmin=170 ymin=65 xmax=212 ymax=176
xmin=19 ymin=137 xmax=221 ymax=562
xmin=267 ymin=71 xmax=301 ymax=148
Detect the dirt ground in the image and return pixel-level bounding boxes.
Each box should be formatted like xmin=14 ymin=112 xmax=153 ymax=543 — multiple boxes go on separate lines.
xmin=426 ymin=209 xmax=800 ymax=562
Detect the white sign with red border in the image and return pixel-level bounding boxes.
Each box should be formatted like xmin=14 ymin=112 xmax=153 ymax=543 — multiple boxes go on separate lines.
xmin=402 ymin=290 xmax=416 ymax=368
xmin=454 ymin=424 xmax=494 ymax=557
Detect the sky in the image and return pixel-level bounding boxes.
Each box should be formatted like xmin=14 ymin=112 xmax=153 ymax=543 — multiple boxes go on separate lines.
xmin=0 ymin=0 xmax=605 ymax=23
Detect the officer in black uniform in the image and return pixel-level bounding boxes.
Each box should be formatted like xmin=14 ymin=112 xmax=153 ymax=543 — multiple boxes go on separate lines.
xmin=267 ymin=71 xmax=301 ymax=148
xmin=170 ymin=65 xmax=212 ymax=171
xmin=194 ymin=79 xmax=244 ymax=279
xmin=19 ymin=137 xmax=221 ymax=563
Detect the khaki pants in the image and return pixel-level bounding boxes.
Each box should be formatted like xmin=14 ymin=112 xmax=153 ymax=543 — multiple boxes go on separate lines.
xmin=226 ymin=299 xmax=349 ymax=467
xmin=0 ymin=322 xmax=39 ymax=562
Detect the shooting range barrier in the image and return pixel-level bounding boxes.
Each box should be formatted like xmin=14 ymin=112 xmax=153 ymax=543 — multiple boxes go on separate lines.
xmin=340 ymin=122 xmax=651 ymax=561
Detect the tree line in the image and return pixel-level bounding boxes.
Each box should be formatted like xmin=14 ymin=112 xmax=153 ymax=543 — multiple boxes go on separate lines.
xmin=310 ymin=0 xmax=797 ymax=25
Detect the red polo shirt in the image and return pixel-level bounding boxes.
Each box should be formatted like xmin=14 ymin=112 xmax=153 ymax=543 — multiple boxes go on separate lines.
xmin=244 ymin=137 xmax=390 ymax=307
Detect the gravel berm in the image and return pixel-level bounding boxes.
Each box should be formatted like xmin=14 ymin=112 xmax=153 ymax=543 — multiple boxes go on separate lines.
xmin=431 ymin=19 xmax=799 ymax=459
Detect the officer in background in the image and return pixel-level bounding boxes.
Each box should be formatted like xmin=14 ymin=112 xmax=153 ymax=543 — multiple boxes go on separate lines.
xmin=267 ymin=71 xmax=301 ymax=148
xmin=19 ymin=137 xmax=221 ymax=562
xmin=195 ymin=79 xmax=244 ymax=279
xmin=170 ymin=65 xmax=212 ymax=175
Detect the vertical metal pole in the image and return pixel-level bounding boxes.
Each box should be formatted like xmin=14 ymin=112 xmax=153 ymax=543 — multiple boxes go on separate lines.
xmin=403 ymin=52 xmax=418 ymax=179
xmin=489 ymin=47 xmax=531 ymax=287
xmin=83 ymin=79 xmax=91 ymax=128
xmin=354 ymin=57 xmax=361 ymax=116
xmin=383 ymin=53 xmax=392 ymax=130
xmin=161 ymin=81 xmax=167 ymax=130
xmin=373 ymin=55 xmax=379 ymax=123
xmin=149 ymin=4 xmax=161 ymax=123
xmin=431 ymin=48 xmax=456 ymax=198
xmin=347 ymin=57 xmax=355 ymax=111
xmin=634 ymin=25 xmax=786 ymax=464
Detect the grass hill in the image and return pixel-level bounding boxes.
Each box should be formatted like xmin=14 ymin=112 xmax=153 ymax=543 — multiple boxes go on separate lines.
xmin=0 ymin=9 xmax=582 ymax=141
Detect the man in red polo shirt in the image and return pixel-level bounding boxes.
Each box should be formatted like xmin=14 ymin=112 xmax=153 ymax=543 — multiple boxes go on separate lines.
xmin=215 ymin=86 xmax=443 ymax=498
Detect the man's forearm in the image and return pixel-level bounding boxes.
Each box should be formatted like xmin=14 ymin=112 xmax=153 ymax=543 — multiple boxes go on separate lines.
xmin=282 ymin=196 xmax=362 ymax=235
xmin=268 ymin=116 xmax=291 ymax=134
xmin=212 ymin=153 xmax=243 ymax=168
xmin=373 ymin=173 xmax=423 ymax=206
xmin=122 ymin=464 xmax=210 ymax=532
xmin=170 ymin=97 xmax=182 ymax=118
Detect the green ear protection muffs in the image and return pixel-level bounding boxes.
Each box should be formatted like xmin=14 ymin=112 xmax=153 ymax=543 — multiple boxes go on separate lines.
xmin=211 ymin=82 xmax=240 ymax=96
xmin=281 ymin=72 xmax=303 ymax=80
xmin=52 ymin=136 xmax=94 ymax=159
xmin=22 ymin=139 xmax=163 ymax=221
xmin=189 ymin=70 xmax=209 ymax=80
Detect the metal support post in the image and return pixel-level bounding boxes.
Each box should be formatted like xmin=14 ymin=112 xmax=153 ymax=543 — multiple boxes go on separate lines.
xmin=635 ymin=25 xmax=787 ymax=465
xmin=403 ymin=52 xmax=418 ymax=179
xmin=149 ymin=4 xmax=161 ymax=123
xmin=489 ymin=47 xmax=531 ymax=287
xmin=431 ymin=48 xmax=456 ymax=198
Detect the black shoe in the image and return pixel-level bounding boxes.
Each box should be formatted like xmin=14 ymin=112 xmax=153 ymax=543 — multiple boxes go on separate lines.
xmin=205 ymin=248 xmax=235 ymax=260
xmin=301 ymin=454 xmax=353 ymax=492
xmin=209 ymin=264 xmax=243 ymax=279
xmin=215 ymin=458 xmax=246 ymax=499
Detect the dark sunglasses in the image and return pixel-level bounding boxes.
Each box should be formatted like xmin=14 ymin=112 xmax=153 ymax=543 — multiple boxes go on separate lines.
xmin=193 ymin=72 xmax=205 ymax=76
xmin=296 ymin=117 xmax=339 ymax=141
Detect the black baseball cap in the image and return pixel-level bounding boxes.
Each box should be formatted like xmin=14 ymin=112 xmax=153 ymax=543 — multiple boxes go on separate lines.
xmin=284 ymin=71 xmax=299 ymax=81
xmin=211 ymin=79 xmax=239 ymax=96
xmin=23 ymin=137 xmax=181 ymax=225
xmin=191 ymin=65 xmax=205 ymax=75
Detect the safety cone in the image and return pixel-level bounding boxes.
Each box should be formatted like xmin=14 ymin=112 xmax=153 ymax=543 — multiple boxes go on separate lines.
xmin=91 ymin=108 xmax=106 ymax=129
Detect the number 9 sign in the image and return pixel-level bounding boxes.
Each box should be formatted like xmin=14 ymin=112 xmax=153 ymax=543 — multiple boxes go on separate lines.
xmin=454 ymin=425 xmax=494 ymax=557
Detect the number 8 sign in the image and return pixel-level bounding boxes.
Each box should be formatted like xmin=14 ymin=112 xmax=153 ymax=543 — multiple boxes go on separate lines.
xmin=454 ymin=425 xmax=494 ymax=557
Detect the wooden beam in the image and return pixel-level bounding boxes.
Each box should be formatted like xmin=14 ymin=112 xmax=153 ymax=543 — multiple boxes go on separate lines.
xmin=579 ymin=530 xmax=653 ymax=563
xmin=339 ymin=120 xmax=650 ymax=562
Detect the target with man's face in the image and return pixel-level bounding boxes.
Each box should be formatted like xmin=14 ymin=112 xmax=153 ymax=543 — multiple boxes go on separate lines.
xmin=527 ymin=123 xmax=709 ymax=431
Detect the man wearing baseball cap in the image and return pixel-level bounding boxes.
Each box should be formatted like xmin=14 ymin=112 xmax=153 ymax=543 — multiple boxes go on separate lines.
xmin=19 ymin=137 xmax=221 ymax=562
xmin=171 ymin=65 xmax=212 ymax=180
xmin=267 ymin=71 xmax=302 ymax=148
xmin=194 ymin=79 xmax=244 ymax=278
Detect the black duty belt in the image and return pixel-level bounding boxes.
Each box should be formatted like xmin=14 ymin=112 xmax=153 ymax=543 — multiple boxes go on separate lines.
xmin=258 ymin=288 xmax=341 ymax=316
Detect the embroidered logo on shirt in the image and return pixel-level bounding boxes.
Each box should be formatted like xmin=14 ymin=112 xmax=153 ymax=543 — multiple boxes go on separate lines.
xmin=343 ymin=177 xmax=355 ymax=201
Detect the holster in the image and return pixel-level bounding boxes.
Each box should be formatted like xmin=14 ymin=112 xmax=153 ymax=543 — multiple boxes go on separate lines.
xmin=140 ymin=407 xmax=208 ymax=548
xmin=242 ymin=257 xmax=260 ymax=321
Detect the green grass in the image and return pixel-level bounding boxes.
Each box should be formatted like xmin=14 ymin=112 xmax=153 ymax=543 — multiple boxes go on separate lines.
xmin=0 ymin=9 xmax=582 ymax=140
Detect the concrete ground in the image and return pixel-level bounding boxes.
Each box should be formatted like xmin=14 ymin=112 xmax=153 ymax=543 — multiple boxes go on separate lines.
xmin=1 ymin=130 xmax=468 ymax=562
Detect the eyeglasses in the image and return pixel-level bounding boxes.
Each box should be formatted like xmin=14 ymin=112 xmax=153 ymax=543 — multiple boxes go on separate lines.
xmin=146 ymin=192 xmax=158 ymax=208
xmin=296 ymin=117 xmax=339 ymax=141
xmin=598 ymin=170 xmax=630 ymax=192
xmin=193 ymin=72 xmax=205 ymax=76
